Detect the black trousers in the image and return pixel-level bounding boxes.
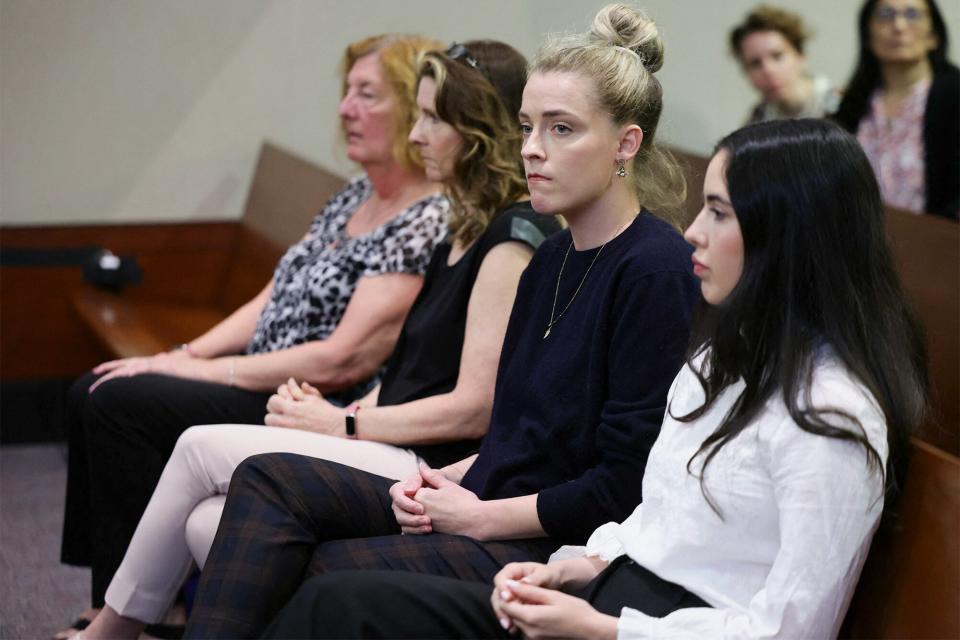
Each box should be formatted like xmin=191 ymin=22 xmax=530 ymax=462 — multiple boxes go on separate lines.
xmin=262 ymin=556 xmax=710 ymax=638
xmin=60 ymin=371 xmax=271 ymax=606
xmin=184 ymin=453 xmax=556 ymax=640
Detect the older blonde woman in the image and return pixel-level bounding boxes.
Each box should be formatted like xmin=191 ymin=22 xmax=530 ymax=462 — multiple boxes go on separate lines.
xmin=57 ymin=33 xmax=447 ymax=639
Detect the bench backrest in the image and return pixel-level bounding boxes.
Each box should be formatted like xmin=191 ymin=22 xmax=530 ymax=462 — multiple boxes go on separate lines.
xmin=843 ymin=439 xmax=960 ymax=638
xmin=218 ymin=142 xmax=346 ymax=311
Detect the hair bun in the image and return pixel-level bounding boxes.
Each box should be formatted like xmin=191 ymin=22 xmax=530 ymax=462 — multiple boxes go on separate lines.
xmin=590 ymin=3 xmax=663 ymax=73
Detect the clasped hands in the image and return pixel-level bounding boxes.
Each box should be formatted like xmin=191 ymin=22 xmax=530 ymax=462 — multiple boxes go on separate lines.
xmin=265 ymin=378 xmax=343 ymax=436
xmin=389 ymin=463 xmax=485 ymax=538
xmin=490 ymin=559 xmax=618 ymax=639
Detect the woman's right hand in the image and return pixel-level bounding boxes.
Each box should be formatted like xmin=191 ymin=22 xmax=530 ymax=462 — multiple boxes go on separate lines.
xmin=388 ymin=471 xmax=431 ymax=534
xmin=264 ymin=378 xmax=341 ymax=435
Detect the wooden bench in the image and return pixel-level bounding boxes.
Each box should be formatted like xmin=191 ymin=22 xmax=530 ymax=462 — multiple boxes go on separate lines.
xmin=843 ymin=438 xmax=960 ymax=638
xmin=71 ymin=142 xmax=345 ymax=360
xmin=841 ymin=207 xmax=960 ymax=639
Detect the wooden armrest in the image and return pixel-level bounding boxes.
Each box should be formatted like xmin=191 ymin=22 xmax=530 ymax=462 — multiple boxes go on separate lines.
xmin=73 ymin=288 xmax=226 ymax=359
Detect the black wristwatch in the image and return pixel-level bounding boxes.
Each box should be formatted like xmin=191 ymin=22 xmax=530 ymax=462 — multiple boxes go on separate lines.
xmin=345 ymin=404 xmax=360 ymax=439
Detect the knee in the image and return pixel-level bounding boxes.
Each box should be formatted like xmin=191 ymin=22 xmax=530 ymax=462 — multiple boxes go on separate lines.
xmin=230 ymin=453 xmax=281 ymax=491
xmin=292 ymin=572 xmax=388 ymax=615
xmin=67 ymin=371 xmax=98 ymax=410
xmin=84 ymin=375 xmax=137 ymax=418
xmin=172 ymin=425 xmax=220 ymax=465
xmin=185 ymin=496 xmax=226 ymax=569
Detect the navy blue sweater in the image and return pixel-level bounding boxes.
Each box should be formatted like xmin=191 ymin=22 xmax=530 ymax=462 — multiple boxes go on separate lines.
xmin=460 ymin=211 xmax=700 ymax=544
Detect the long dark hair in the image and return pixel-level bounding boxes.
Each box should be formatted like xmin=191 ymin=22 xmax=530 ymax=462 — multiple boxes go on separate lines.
xmin=833 ymin=0 xmax=951 ymax=131
xmin=673 ymin=119 xmax=929 ymax=512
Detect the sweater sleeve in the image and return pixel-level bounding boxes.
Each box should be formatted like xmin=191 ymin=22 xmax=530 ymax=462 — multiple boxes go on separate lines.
xmin=536 ymin=268 xmax=697 ymax=542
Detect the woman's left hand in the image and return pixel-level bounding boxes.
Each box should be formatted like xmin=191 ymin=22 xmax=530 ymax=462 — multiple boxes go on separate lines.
xmin=498 ymin=581 xmax=618 ymax=640
xmin=89 ymin=354 xmax=220 ymax=392
xmin=264 ymin=378 xmax=342 ymax=435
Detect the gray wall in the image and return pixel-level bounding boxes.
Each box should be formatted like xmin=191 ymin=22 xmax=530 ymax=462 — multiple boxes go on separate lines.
xmin=2 ymin=0 xmax=957 ymax=225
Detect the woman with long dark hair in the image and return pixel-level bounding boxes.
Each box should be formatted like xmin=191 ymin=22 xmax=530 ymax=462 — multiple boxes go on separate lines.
xmin=833 ymin=0 xmax=958 ymax=219
xmin=264 ymin=119 xmax=929 ymax=639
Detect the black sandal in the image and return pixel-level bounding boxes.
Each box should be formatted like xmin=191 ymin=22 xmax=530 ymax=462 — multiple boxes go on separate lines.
xmin=143 ymin=623 xmax=185 ymax=639
xmin=52 ymin=618 xmax=91 ymax=640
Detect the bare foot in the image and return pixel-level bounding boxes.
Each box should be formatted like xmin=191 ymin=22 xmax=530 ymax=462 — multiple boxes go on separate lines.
xmin=52 ymin=608 xmax=100 ymax=640
xmin=81 ymin=606 xmax=145 ymax=640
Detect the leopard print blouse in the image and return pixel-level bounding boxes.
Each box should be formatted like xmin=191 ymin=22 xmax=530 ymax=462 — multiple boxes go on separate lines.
xmin=247 ymin=175 xmax=448 ymax=354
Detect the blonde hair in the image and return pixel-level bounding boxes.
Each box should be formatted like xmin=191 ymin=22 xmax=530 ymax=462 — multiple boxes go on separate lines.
xmin=340 ymin=34 xmax=443 ymax=170
xmin=419 ymin=41 xmax=529 ymax=245
xmin=530 ymin=4 xmax=686 ymax=228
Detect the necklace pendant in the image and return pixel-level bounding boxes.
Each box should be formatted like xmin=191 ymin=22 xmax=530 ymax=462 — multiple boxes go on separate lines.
xmin=543 ymin=327 xmax=551 ymax=339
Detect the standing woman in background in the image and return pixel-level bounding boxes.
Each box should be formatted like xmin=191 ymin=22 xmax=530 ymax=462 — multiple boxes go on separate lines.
xmin=266 ymin=118 xmax=929 ymax=640
xmin=834 ymin=0 xmax=958 ymax=219
xmin=56 ymin=33 xmax=447 ymax=639
xmin=730 ymin=5 xmax=840 ymax=123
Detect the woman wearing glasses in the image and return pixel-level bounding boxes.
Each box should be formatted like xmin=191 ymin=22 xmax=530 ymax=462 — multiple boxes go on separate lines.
xmin=834 ymin=0 xmax=958 ymax=219
xmin=73 ymin=38 xmax=562 ymax=640
xmin=182 ymin=5 xmax=700 ymax=638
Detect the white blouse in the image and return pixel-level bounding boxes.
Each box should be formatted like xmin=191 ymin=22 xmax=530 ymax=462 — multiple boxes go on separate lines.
xmin=581 ymin=353 xmax=887 ymax=639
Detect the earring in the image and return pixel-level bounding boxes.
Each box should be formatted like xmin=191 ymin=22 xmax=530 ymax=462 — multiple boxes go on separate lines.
xmin=615 ymin=159 xmax=626 ymax=178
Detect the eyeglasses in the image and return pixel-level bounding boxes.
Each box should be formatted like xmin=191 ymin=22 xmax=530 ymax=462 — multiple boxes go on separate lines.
xmin=872 ymin=5 xmax=929 ymax=23
xmin=445 ymin=42 xmax=493 ymax=84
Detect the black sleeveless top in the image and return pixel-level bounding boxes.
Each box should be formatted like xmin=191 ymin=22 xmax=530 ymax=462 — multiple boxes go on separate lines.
xmin=377 ymin=201 xmax=562 ymax=466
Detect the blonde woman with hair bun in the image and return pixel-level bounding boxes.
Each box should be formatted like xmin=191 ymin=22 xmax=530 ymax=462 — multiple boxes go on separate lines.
xmin=182 ymin=4 xmax=701 ymax=638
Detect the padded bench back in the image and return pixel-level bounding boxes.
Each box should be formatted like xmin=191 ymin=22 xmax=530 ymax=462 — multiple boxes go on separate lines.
xmin=218 ymin=142 xmax=346 ymax=311
xmin=885 ymin=207 xmax=959 ymax=455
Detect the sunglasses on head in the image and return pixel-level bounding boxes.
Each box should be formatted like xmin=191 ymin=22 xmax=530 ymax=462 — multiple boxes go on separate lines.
xmin=445 ymin=42 xmax=493 ymax=84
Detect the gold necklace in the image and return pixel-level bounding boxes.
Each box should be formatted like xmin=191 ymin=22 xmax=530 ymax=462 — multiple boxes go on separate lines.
xmin=544 ymin=218 xmax=630 ymax=339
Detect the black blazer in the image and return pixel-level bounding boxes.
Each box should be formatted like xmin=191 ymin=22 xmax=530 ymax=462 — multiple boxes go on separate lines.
xmin=836 ymin=63 xmax=959 ymax=221
xmin=922 ymin=65 xmax=959 ymax=220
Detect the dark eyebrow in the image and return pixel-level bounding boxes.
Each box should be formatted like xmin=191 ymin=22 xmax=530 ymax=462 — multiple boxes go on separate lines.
xmin=705 ymin=194 xmax=733 ymax=207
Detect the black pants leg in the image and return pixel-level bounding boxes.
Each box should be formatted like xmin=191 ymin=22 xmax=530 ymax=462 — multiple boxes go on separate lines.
xmin=264 ymin=559 xmax=711 ymax=639
xmin=263 ymin=571 xmax=506 ymax=639
xmin=59 ymin=371 xmax=270 ymax=607
xmin=60 ymin=371 xmax=100 ymax=567
xmin=185 ymin=453 xmax=555 ymax=640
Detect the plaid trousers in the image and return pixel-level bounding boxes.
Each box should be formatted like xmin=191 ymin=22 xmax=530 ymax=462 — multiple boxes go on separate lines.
xmin=184 ymin=452 xmax=557 ymax=639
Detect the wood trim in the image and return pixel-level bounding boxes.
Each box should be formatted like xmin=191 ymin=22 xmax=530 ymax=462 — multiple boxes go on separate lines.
xmin=1 ymin=221 xmax=242 ymax=379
